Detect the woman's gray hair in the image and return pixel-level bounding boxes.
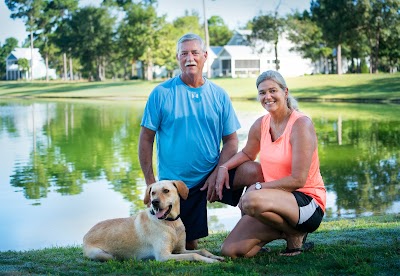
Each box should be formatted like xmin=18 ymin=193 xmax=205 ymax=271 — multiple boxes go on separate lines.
xmin=176 ymin=33 xmax=207 ymax=54
xmin=256 ymin=70 xmax=299 ymax=111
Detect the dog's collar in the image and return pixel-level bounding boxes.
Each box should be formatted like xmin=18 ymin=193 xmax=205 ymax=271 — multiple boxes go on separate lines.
xmin=150 ymin=210 xmax=180 ymax=221
xmin=165 ymin=214 xmax=180 ymax=221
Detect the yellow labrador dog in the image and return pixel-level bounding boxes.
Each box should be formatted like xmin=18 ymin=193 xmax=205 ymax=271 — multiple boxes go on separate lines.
xmin=83 ymin=180 xmax=224 ymax=263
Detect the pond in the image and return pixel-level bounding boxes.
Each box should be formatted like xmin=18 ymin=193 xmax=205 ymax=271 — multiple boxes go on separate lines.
xmin=0 ymin=99 xmax=399 ymax=251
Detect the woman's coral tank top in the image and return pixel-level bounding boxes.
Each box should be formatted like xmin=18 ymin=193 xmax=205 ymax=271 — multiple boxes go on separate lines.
xmin=259 ymin=110 xmax=326 ymax=212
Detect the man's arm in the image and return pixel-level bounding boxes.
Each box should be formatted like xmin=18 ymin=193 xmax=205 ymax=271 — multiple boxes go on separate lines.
xmin=139 ymin=126 xmax=157 ymax=185
xmin=219 ymin=132 xmax=239 ymax=165
xmin=201 ymin=132 xmax=239 ymax=202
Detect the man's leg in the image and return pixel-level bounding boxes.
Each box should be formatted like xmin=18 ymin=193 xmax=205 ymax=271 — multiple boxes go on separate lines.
xmin=219 ymin=161 xmax=264 ymax=207
xmin=233 ymin=161 xmax=264 ymax=189
xmin=186 ymin=240 xmax=198 ymax=250
xmin=180 ymin=184 xmax=208 ymax=250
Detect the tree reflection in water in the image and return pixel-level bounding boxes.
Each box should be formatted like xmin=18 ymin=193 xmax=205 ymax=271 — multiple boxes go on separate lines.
xmin=1 ymin=100 xmax=400 ymax=225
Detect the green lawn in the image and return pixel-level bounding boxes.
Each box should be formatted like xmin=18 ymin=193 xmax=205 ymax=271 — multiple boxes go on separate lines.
xmin=1 ymin=74 xmax=399 ymax=275
xmin=1 ymin=73 xmax=399 ymax=103
xmin=0 ymin=215 xmax=399 ymax=275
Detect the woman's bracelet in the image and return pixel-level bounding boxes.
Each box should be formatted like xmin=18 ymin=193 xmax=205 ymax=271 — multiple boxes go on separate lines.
xmin=219 ymin=165 xmax=228 ymax=170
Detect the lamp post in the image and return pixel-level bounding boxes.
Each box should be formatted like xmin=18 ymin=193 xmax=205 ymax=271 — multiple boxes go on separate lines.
xmin=202 ymin=0 xmax=211 ymax=78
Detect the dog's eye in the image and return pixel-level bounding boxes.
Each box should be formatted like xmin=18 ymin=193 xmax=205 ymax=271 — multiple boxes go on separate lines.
xmin=151 ymin=191 xmax=156 ymax=195
xmin=163 ymin=189 xmax=169 ymax=194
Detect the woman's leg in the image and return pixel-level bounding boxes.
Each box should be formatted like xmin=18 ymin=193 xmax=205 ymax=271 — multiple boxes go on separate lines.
xmin=241 ymin=189 xmax=307 ymax=255
xmin=221 ymin=214 xmax=282 ymax=258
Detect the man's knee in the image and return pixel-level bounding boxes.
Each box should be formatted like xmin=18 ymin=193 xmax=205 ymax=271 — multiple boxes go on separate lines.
xmin=234 ymin=161 xmax=263 ymax=187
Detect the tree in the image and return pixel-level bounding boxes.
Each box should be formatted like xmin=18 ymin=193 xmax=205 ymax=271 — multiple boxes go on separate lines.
xmin=358 ymin=0 xmax=400 ymax=73
xmin=379 ymin=11 xmax=400 ymax=73
xmin=286 ymin=11 xmax=332 ymax=73
xmin=0 ymin=37 xmax=19 ymax=80
xmin=311 ymin=0 xmax=359 ymax=75
xmin=56 ymin=6 xmax=116 ymax=81
xmin=17 ymin=57 xmax=30 ymax=79
xmin=117 ymin=2 xmax=160 ymax=80
xmin=36 ymin=0 xmax=79 ymax=81
xmin=251 ymin=12 xmax=285 ymax=71
xmin=102 ymin=0 xmax=157 ymax=8
xmin=173 ymin=12 xmax=204 ymax=35
xmin=207 ymin=16 xmax=232 ymax=46
xmin=152 ymin=21 xmax=180 ymax=77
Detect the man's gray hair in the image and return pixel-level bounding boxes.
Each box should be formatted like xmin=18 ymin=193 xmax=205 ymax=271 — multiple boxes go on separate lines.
xmin=256 ymin=70 xmax=299 ymax=111
xmin=176 ymin=33 xmax=207 ymax=53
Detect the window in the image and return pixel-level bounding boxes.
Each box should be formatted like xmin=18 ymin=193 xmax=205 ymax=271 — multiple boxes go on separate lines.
xmin=222 ymin=60 xmax=231 ymax=70
xmin=235 ymin=60 xmax=260 ymax=69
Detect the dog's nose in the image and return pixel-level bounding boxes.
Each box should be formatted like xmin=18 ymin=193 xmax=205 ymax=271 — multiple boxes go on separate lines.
xmin=152 ymin=199 xmax=160 ymax=208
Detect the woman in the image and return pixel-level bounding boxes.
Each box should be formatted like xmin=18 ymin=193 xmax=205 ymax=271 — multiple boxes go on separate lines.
xmin=215 ymin=70 xmax=326 ymax=257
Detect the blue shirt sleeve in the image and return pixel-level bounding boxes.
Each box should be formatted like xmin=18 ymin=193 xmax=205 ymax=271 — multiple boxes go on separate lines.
xmin=141 ymin=88 xmax=161 ymax=131
xmin=222 ymin=91 xmax=241 ymax=136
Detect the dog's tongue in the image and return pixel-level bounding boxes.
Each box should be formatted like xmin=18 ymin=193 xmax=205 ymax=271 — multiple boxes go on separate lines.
xmin=155 ymin=208 xmax=168 ymax=219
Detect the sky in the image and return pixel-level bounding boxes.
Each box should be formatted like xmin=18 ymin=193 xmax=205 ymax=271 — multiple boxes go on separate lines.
xmin=0 ymin=0 xmax=311 ymax=46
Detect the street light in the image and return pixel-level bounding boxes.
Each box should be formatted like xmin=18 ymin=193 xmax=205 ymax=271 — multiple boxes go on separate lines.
xmin=202 ymin=0 xmax=211 ymax=78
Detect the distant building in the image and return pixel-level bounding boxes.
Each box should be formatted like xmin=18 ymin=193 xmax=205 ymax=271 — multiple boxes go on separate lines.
xmin=5 ymin=48 xmax=57 ymax=80
xmin=210 ymin=30 xmax=314 ymax=78
xmin=203 ymin=46 xmax=223 ymax=77
xmin=157 ymin=30 xmax=346 ymax=79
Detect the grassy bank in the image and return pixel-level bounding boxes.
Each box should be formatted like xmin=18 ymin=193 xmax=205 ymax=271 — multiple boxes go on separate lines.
xmin=0 ymin=73 xmax=399 ymax=103
xmin=1 ymin=215 xmax=399 ymax=275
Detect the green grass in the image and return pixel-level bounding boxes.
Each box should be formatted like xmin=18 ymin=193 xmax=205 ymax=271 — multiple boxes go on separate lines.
xmin=1 ymin=215 xmax=399 ymax=275
xmin=1 ymin=73 xmax=399 ymax=103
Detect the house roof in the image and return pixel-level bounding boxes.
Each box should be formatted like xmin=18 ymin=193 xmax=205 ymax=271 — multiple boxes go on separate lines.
xmin=210 ymin=46 xmax=223 ymax=56
xmin=218 ymin=45 xmax=261 ymax=60
xmin=6 ymin=48 xmax=42 ymax=61
xmin=227 ymin=29 xmax=252 ymax=46
xmin=235 ymin=29 xmax=252 ymax=36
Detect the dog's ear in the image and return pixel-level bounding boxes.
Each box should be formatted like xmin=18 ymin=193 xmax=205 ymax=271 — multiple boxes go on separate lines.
xmin=172 ymin=180 xmax=189 ymax=200
xmin=143 ymin=184 xmax=153 ymax=205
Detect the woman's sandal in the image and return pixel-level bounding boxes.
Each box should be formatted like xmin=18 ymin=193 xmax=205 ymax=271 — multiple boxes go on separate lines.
xmin=280 ymin=233 xmax=314 ymax=256
xmin=259 ymin=246 xmax=271 ymax=253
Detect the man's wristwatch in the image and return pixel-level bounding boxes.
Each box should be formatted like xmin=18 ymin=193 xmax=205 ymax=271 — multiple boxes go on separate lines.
xmin=254 ymin=182 xmax=262 ymax=190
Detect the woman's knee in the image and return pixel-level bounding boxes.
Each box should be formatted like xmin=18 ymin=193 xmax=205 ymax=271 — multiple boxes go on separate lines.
xmin=241 ymin=192 xmax=269 ymax=216
xmin=220 ymin=241 xmax=244 ymax=259
xmin=220 ymin=241 xmax=235 ymax=258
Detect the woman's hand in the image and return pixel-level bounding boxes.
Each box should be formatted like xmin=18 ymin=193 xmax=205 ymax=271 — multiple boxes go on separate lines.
xmin=238 ymin=183 xmax=258 ymax=211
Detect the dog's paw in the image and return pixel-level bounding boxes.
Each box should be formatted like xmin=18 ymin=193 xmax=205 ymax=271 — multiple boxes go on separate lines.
xmin=212 ymin=255 xmax=225 ymax=262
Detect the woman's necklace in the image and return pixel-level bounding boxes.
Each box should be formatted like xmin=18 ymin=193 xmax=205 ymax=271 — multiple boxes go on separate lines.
xmin=270 ymin=109 xmax=292 ymax=141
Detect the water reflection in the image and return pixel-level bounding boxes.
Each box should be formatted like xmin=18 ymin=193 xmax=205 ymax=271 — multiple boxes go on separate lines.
xmin=318 ymin=118 xmax=400 ymax=218
xmin=3 ymin=101 xmax=146 ymax=211
xmin=0 ymin=100 xmax=399 ymax=251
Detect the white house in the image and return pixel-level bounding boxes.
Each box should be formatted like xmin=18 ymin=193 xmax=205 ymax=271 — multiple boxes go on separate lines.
xmin=210 ymin=30 xmax=314 ymax=78
xmin=213 ymin=45 xmax=263 ymax=78
xmin=203 ymin=46 xmax=223 ymax=76
xmin=5 ymin=48 xmax=57 ymax=80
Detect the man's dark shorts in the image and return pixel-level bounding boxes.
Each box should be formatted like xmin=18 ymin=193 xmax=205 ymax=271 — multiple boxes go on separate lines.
xmin=179 ymin=168 xmax=244 ymax=242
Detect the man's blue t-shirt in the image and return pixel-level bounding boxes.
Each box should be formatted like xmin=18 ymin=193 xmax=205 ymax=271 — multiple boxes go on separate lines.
xmin=141 ymin=76 xmax=241 ymax=188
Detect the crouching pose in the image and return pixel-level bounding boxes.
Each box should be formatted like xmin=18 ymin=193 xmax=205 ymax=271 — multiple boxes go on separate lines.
xmin=214 ymin=70 xmax=326 ymax=257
